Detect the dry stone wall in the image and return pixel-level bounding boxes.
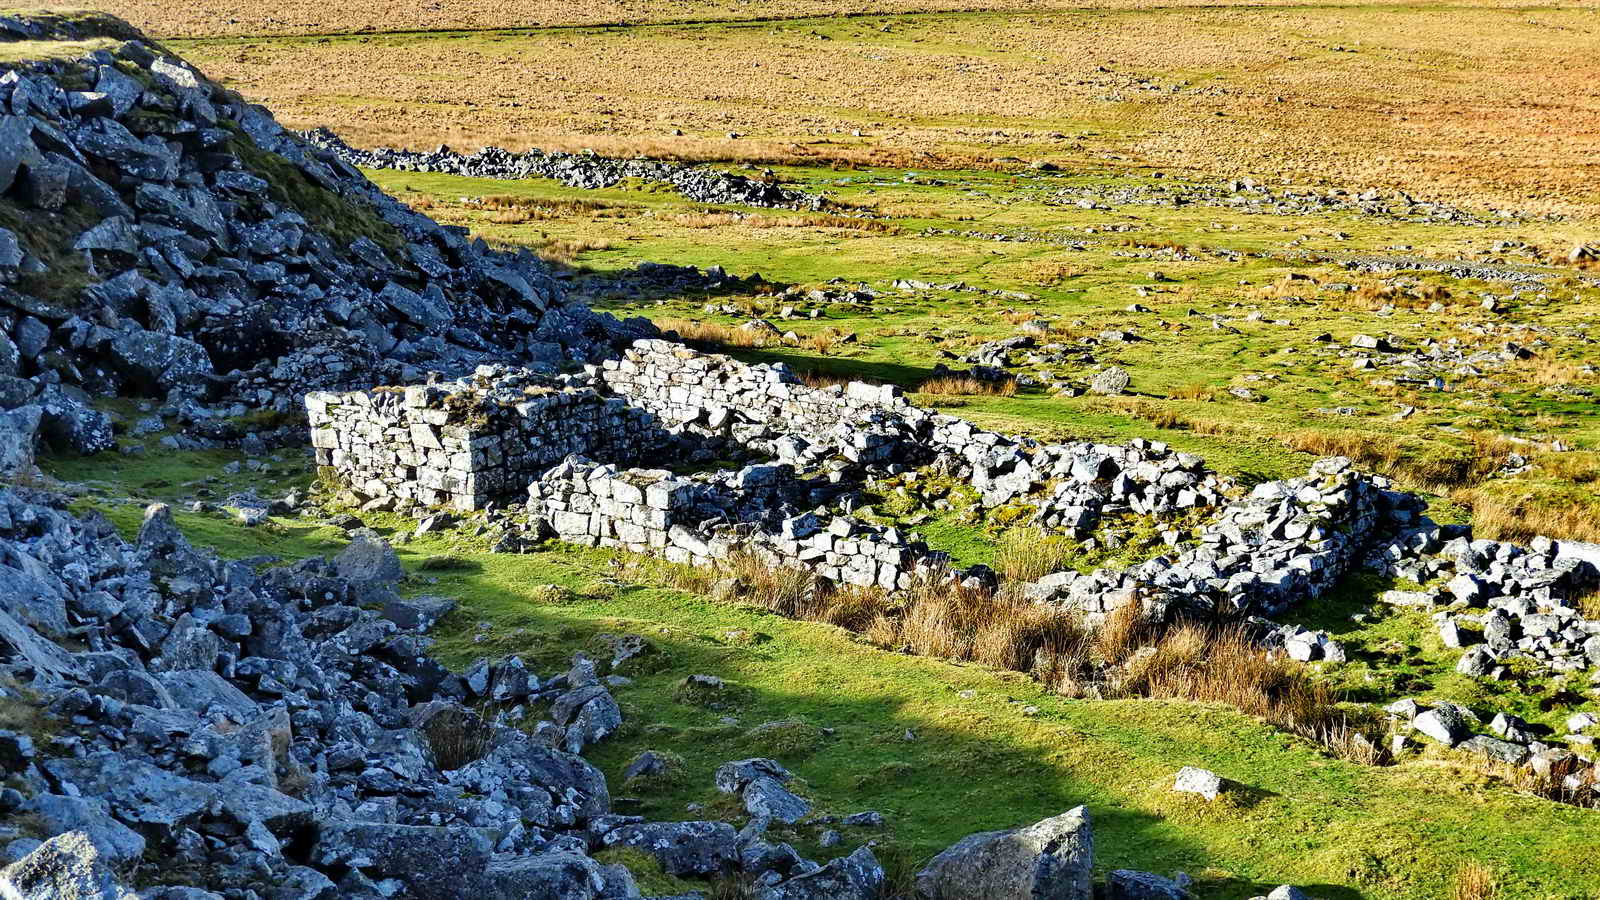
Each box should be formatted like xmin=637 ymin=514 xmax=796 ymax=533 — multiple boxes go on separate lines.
xmin=599 ymin=339 xmax=912 ymax=466
xmin=307 ymin=366 xmax=666 ymax=511
xmin=527 ymin=458 xmax=946 ymax=590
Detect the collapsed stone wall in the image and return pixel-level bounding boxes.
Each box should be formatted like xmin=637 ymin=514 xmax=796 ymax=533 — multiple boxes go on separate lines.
xmin=528 ymin=458 xmax=947 ymax=590
xmin=599 ymin=339 xmax=914 ymax=467
xmin=1025 ymin=457 xmax=1395 ymax=625
xmin=600 ymin=340 xmax=1229 ymax=524
xmin=308 ymin=367 xmax=666 ymax=511
xmin=303 ymin=127 xmax=830 ymax=211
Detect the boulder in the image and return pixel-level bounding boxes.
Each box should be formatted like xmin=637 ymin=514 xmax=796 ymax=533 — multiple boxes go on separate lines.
xmin=1172 ymin=766 xmax=1223 ymax=800
xmin=1107 ymin=870 xmax=1186 ymax=899
xmin=914 ymin=806 xmax=1092 ymax=900
xmin=334 ymin=533 xmax=404 ymax=587
xmin=600 ymin=821 xmax=738 ymax=877
xmin=26 ymin=795 xmax=146 ymax=865
xmin=1412 ymin=703 xmax=1472 ymax=747
xmin=1089 ymin=367 xmax=1131 ymax=396
xmin=107 ymin=329 xmax=213 ymax=392
xmin=0 ymin=831 xmax=136 ymax=900
xmin=0 ymin=404 xmax=39 ymax=475
xmin=311 ymin=823 xmax=495 ymax=899
xmin=755 ymin=846 xmax=885 ymax=900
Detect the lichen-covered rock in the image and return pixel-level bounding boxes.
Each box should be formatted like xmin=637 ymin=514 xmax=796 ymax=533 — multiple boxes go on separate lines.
xmin=915 ymin=806 xmax=1093 ymax=900
xmin=754 ymin=846 xmax=885 ymax=900
xmin=311 ymin=823 xmax=496 ymax=899
xmin=0 ymin=830 xmax=137 ymax=900
xmin=600 ymin=821 xmax=738 ymax=877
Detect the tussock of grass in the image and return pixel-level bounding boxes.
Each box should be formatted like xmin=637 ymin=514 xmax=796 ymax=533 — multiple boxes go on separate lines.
xmin=994 ymin=527 xmax=1076 ymax=583
xmin=917 ymin=374 xmax=1018 ymax=397
xmin=1453 ymin=861 xmax=1498 ymax=900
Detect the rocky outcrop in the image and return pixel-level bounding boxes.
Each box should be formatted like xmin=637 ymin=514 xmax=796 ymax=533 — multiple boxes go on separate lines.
xmin=0 ymin=485 xmax=908 ymax=898
xmin=0 ymin=20 xmax=651 ymax=469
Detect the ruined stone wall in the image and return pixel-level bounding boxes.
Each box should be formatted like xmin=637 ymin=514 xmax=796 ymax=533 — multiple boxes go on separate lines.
xmin=307 ymin=368 xmax=665 ymax=510
xmin=598 ymin=340 xmax=912 ymax=462
xmin=528 ymin=458 xmax=946 ymax=590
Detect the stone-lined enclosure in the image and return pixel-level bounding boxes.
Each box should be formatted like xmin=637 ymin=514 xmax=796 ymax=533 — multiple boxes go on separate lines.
xmin=310 ymin=339 xmax=1234 ymax=591
xmin=309 ymin=338 xmax=1600 ymax=670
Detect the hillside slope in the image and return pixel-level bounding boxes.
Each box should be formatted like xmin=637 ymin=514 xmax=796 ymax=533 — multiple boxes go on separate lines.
xmin=0 ymin=13 xmax=649 ymax=468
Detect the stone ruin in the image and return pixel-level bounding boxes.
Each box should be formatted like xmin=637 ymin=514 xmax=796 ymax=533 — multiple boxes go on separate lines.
xmin=307 ymin=369 xmax=666 ymax=511
xmin=308 ymin=337 xmax=1600 ymax=669
xmin=309 ymin=339 xmax=1233 ymax=594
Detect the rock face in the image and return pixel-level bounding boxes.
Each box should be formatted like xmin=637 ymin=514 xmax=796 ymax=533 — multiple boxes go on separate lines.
xmin=915 ymin=806 xmax=1093 ymax=900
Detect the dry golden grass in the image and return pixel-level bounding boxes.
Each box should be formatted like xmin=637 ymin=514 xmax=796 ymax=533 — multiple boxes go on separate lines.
xmin=657 ymin=318 xmax=775 ymax=348
xmin=798 ymin=370 xmax=854 ymax=389
xmin=626 ymin=550 xmax=1378 ymax=761
xmin=1168 ymin=382 xmax=1217 ymax=401
xmin=1115 ymin=624 xmax=1358 ymax=743
xmin=1452 ymin=861 xmax=1498 ymax=900
xmin=162 ymin=3 xmax=1600 ymax=215
xmin=470 ymin=194 xmax=638 ymax=224
xmin=994 ymin=527 xmax=1077 ymax=583
xmin=531 ymin=237 xmax=612 ymax=263
xmin=1278 ymin=429 xmax=1527 ymax=490
xmin=916 ymin=374 xmax=1018 ymax=397
xmin=1453 ymin=484 xmax=1600 ymax=545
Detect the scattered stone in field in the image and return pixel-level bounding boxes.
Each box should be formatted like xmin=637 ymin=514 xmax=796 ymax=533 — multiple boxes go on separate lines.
xmin=1172 ymin=766 xmax=1224 ymax=800
xmin=1090 ymin=366 xmax=1131 ymax=395
xmin=1412 ymin=703 xmax=1473 ymax=746
xmin=1107 ymin=869 xmax=1186 ymax=899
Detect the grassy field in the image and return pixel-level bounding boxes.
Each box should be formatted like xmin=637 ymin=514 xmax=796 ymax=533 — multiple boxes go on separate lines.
xmin=40 ymin=438 xmax=1600 ymax=900
xmin=129 ymin=4 xmax=1600 ymax=217
xmin=361 ymin=163 xmax=1600 ymax=542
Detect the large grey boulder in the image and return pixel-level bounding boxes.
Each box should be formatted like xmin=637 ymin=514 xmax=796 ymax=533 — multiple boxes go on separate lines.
xmin=26 ymin=795 xmax=146 ymax=866
xmin=380 ymin=281 xmax=453 ymax=330
xmin=550 ymin=684 xmax=622 ymax=755
xmin=1412 ymin=703 xmax=1472 ymax=747
xmin=311 ymin=823 xmax=495 ymax=900
xmin=0 ymin=830 xmax=136 ymax=899
xmin=914 ymin=806 xmax=1093 ymax=900
xmin=714 ymin=758 xmax=810 ymax=824
xmin=754 ymin=846 xmax=884 ymax=900
xmin=0 ymin=404 xmax=40 ymax=475
xmin=35 ymin=387 xmax=115 ymax=456
xmin=481 ymin=850 xmax=622 ymax=900
xmin=599 ymin=821 xmax=738 ymax=877
xmin=107 ymin=328 xmax=213 ymax=391
xmin=334 ymin=533 xmax=404 ymax=587
xmin=42 ymin=754 xmax=218 ymax=841
xmin=451 ymin=734 xmax=611 ymax=826
xmin=1089 ymin=366 xmax=1131 ymax=396
xmin=73 ymin=217 xmax=138 ymax=259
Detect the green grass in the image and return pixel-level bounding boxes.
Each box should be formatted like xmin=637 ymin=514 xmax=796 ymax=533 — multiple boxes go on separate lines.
xmin=363 ymin=163 xmax=1600 ymax=541
xmin=42 ymin=442 xmax=1600 ymax=900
